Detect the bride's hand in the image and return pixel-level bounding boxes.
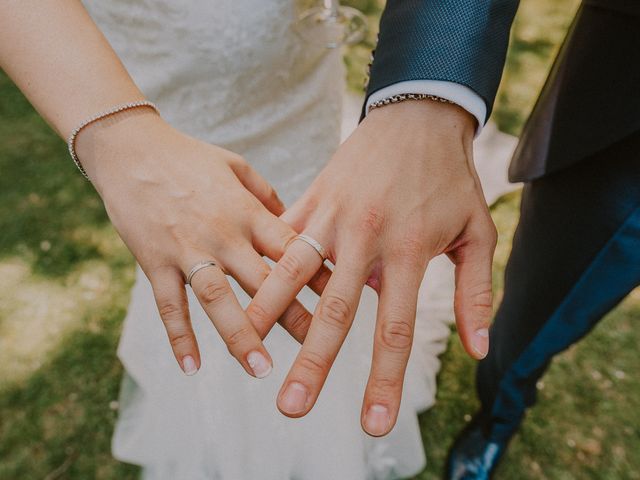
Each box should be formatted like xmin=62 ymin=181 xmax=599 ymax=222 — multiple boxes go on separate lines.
xmin=247 ymin=100 xmax=497 ymax=435
xmin=77 ymin=108 xmax=321 ymax=377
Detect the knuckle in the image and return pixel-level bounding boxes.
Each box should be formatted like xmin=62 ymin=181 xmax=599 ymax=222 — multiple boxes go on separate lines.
xmin=297 ymin=350 xmax=331 ymax=376
xmin=246 ymin=301 xmax=272 ymax=325
xmin=225 ymin=325 xmax=252 ymax=348
xmin=168 ymin=331 xmax=194 ymax=350
xmin=470 ymin=280 xmax=493 ymax=304
xmin=369 ymin=375 xmax=402 ymax=397
xmin=457 ymin=282 xmax=494 ymax=322
xmin=358 ymin=206 xmax=386 ymax=238
xmin=277 ymin=253 xmax=305 ymax=283
xmin=318 ymin=294 xmax=351 ymax=330
xmin=199 ymin=281 xmax=230 ymax=307
xmin=474 ymin=304 xmax=494 ymax=324
xmin=157 ymin=298 xmax=187 ymax=322
xmin=471 ymin=286 xmax=494 ymax=320
xmin=281 ymin=305 xmax=311 ymax=338
xmin=395 ymin=235 xmax=427 ymax=265
xmin=379 ymin=320 xmax=414 ymax=351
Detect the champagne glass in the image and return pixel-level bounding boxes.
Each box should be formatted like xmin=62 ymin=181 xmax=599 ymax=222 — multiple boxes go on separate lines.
xmin=294 ymin=0 xmax=368 ymax=48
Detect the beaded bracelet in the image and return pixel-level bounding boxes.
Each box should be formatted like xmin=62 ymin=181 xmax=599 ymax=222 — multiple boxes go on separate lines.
xmin=368 ymin=93 xmax=457 ymax=112
xmin=67 ymin=100 xmax=160 ymax=180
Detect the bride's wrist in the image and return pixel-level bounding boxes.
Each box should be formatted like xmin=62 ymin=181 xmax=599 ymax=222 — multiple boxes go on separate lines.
xmin=74 ymin=107 xmax=173 ymax=188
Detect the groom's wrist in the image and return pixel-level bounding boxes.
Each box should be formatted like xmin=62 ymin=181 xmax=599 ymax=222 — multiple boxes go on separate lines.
xmin=365 ymin=98 xmax=476 ymax=144
xmin=365 ymin=81 xmax=487 ymax=135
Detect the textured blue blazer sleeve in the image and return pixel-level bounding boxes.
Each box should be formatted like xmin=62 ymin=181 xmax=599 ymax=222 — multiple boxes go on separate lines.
xmin=366 ymin=0 xmax=520 ymax=123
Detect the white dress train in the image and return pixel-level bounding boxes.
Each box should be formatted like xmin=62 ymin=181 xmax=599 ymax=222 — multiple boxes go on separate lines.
xmin=81 ymin=1 xmax=468 ymax=478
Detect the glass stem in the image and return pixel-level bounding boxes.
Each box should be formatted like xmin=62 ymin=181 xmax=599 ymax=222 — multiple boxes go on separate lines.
xmin=324 ymin=0 xmax=339 ymax=19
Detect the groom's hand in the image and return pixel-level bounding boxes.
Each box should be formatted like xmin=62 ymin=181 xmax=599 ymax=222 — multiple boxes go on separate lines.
xmin=247 ymin=100 xmax=497 ymax=436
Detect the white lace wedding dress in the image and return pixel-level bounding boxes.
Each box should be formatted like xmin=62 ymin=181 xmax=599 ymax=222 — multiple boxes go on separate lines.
xmin=82 ymin=1 xmax=455 ymax=478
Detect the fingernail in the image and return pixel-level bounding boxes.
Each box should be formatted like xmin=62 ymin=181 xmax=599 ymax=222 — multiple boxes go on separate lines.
xmin=280 ymin=382 xmax=308 ymax=414
xmin=472 ymin=328 xmax=490 ymax=359
xmin=247 ymin=351 xmax=272 ymax=379
xmin=182 ymin=355 xmax=198 ymax=376
xmin=364 ymin=405 xmax=391 ymax=436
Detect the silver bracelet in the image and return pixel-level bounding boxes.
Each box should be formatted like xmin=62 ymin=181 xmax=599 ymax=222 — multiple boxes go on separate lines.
xmin=368 ymin=93 xmax=457 ymax=112
xmin=67 ymin=100 xmax=160 ymax=180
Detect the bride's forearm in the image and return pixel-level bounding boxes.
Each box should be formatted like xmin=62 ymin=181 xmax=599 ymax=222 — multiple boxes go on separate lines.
xmin=0 ymin=0 xmax=145 ymax=139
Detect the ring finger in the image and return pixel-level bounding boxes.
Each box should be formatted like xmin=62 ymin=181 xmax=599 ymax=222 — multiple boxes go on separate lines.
xmin=247 ymin=231 xmax=329 ymax=338
xmin=225 ymin=246 xmax=315 ymax=343
xmin=185 ymin=256 xmax=273 ymax=379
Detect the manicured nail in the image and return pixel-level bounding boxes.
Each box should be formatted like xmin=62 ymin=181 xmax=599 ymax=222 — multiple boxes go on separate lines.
xmin=247 ymin=351 xmax=272 ymax=379
xmin=280 ymin=382 xmax=308 ymax=414
xmin=472 ymin=328 xmax=490 ymax=359
xmin=364 ymin=405 xmax=391 ymax=436
xmin=182 ymin=355 xmax=198 ymax=376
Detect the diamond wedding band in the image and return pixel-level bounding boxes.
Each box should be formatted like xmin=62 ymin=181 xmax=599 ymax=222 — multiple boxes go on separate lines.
xmin=186 ymin=260 xmax=219 ymax=285
xmin=294 ymin=234 xmax=328 ymax=260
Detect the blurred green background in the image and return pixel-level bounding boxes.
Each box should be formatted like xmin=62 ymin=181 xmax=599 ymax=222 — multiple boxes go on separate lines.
xmin=1 ymin=0 xmax=638 ymax=478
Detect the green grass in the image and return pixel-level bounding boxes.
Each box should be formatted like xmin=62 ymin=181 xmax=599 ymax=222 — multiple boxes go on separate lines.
xmin=1 ymin=1 xmax=638 ymax=478
xmin=492 ymin=0 xmax=581 ymax=135
xmin=0 ymin=72 xmax=139 ymax=477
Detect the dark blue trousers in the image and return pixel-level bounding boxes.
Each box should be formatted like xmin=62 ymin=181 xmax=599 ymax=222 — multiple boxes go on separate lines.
xmin=478 ymin=130 xmax=640 ymax=443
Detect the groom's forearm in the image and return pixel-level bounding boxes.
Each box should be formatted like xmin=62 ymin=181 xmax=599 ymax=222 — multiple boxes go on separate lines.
xmin=0 ymin=0 xmax=145 ymax=139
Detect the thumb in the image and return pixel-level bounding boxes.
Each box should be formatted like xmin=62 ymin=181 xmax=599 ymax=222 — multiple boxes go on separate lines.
xmin=448 ymin=215 xmax=497 ymax=359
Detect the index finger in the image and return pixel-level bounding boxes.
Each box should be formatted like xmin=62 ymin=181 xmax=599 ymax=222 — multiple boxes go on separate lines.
xmin=187 ymin=259 xmax=273 ymax=379
xmin=247 ymin=236 xmax=326 ymax=338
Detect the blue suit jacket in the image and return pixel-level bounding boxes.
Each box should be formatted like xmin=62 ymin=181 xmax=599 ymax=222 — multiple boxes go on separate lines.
xmin=366 ymin=0 xmax=520 ymax=124
xmin=508 ymin=1 xmax=640 ymax=181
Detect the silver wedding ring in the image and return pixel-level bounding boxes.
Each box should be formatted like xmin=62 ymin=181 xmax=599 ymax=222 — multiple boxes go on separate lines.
xmin=186 ymin=260 xmax=219 ymax=285
xmin=294 ymin=234 xmax=328 ymax=261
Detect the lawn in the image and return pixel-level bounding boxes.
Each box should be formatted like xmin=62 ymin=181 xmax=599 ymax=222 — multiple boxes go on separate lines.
xmin=1 ymin=1 xmax=638 ymax=479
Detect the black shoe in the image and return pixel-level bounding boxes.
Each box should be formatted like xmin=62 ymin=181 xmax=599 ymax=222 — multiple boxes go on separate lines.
xmin=445 ymin=415 xmax=507 ymax=480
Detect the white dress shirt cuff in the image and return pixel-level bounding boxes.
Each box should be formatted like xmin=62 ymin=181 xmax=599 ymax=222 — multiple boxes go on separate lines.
xmin=365 ymin=80 xmax=487 ymax=137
